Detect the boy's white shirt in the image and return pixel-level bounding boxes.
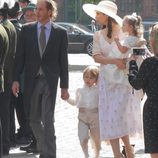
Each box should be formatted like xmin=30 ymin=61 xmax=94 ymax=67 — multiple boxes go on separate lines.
xmin=67 ymin=84 xmax=99 ymax=109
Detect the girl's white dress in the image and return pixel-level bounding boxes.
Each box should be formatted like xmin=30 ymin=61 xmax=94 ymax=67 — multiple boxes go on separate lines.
xmin=93 ymin=30 xmax=142 ymax=140
xmin=103 ymin=35 xmax=145 ymax=85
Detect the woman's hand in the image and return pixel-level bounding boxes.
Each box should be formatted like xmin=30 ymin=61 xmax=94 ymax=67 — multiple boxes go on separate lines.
xmin=115 ymin=58 xmax=126 ymax=69
xmin=128 ymin=55 xmax=139 ymax=61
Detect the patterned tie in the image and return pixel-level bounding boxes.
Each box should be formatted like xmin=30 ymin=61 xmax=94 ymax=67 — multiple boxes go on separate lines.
xmin=39 ymin=25 xmax=46 ymax=52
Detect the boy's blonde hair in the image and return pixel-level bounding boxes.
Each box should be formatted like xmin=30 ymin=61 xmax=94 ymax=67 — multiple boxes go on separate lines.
xmin=83 ymin=66 xmax=99 ymax=82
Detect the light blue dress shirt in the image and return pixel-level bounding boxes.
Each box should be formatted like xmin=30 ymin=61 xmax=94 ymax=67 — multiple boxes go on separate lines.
xmin=37 ymin=21 xmax=52 ymax=46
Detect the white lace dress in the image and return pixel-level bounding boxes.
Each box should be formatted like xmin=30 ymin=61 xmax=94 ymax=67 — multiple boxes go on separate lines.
xmin=93 ymin=30 xmax=142 ymax=141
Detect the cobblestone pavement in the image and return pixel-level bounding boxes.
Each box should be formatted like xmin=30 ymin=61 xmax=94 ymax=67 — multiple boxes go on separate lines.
xmin=9 ymin=54 xmax=150 ymax=158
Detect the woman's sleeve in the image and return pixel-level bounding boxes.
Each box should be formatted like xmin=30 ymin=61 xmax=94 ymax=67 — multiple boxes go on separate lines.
xmin=128 ymin=59 xmax=149 ymax=90
xmin=92 ymin=31 xmax=102 ymax=56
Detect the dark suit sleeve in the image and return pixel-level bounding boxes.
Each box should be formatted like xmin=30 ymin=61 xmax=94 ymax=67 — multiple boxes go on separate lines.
xmin=0 ymin=36 xmax=5 ymax=92
xmin=128 ymin=59 xmax=148 ymax=90
xmin=59 ymin=30 xmax=69 ymax=88
xmin=0 ymin=28 xmax=9 ymax=68
xmin=0 ymin=28 xmax=9 ymax=92
xmin=0 ymin=35 xmax=5 ymax=66
xmin=12 ymin=25 xmax=26 ymax=82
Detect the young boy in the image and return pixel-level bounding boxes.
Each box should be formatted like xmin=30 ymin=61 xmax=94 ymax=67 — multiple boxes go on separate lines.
xmin=67 ymin=66 xmax=100 ymax=158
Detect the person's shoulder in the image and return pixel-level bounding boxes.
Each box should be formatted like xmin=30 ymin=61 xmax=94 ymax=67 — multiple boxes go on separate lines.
xmin=93 ymin=29 xmax=104 ymax=40
xmin=52 ymin=22 xmax=67 ymax=33
xmin=142 ymin=56 xmax=155 ymax=66
xmin=0 ymin=24 xmax=8 ymax=38
xmin=21 ymin=22 xmax=37 ymax=33
xmin=149 ymin=56 xmax=158 ymax=62
xmin=7 ymin=19 xmax=15 ymax=26
xmin=0 ymin=24 xmax=6 ymax=31
xmin=22 ymin=21 xmax=37 ymax=29
xmin=3 ymin=19 xmax=16 ymax=31
xmin=145 ymin=56 xmax=155 ymax=61
xmin=141 ymin=56 xmax=158 ymax=72
xmin=95 ymin=29 xmax=104 ymax=35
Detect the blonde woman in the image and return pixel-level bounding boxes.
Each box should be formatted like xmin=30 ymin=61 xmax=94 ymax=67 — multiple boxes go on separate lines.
xmin=129 ymin=23 xmax=158 ymax=158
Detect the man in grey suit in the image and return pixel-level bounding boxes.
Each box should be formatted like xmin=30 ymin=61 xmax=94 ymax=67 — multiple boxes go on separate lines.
xmin=12 ymin=0 xmax=69 ymax=158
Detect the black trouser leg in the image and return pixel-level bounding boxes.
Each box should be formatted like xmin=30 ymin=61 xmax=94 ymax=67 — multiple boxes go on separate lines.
xmin=0 ymin=84 xmax=11 ymax=155
xmin=0 ymin=120 xmax=2 ymax=158
xmin=16 ymin=92 xmax=32 ymax=138
xmin=10 ymin=95 xmax=16 ymax=142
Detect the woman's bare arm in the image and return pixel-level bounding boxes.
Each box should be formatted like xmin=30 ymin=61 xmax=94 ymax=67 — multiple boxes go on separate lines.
xmin=93 ymin=54 xmax=126 ymax=69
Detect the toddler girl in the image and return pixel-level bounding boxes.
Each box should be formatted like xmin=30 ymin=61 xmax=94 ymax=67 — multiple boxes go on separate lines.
xmin=104 ymin=13 xmax=146 ymax=85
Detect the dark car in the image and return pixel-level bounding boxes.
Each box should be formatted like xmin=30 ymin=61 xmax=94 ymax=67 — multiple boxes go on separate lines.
xmin=56 ymin=22 xmax=94 ymax=56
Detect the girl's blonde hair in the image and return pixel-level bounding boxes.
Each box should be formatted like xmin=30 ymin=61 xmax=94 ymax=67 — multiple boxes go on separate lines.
xmin=83 ymin=66 xmax=99 ymax=82
xmin=123 ymin=13 xmax=144 ymax=38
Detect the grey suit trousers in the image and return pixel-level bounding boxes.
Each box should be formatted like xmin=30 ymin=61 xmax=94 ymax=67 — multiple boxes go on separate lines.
xmin=30 ymin=75 xmax=56 ymax=158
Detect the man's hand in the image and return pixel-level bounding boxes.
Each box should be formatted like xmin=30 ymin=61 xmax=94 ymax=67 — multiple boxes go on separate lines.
xmin=61 ymin=88 xmax=69 ymax=100
xmin=12 ymin=81 xmax=20 ymax=97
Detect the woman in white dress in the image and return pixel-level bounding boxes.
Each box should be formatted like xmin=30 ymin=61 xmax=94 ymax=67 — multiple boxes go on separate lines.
xmin=83 ymin=1 xmax=143 ymax=158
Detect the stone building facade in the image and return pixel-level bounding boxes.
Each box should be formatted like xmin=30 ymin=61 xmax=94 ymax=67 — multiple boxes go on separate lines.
xmin=117 ymin=0 xmax=158 ymax=20
xmin=56 ymin=0 xmax=158 ymax=23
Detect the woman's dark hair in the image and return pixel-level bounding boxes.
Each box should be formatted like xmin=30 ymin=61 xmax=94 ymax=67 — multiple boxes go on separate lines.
xmin=102 ymin=17 xmax=117 ymax=39
xmin=107 ymin=17 xmax=112 ymax=38
xmin=107 ymin=17 xmax=117 ymax=38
